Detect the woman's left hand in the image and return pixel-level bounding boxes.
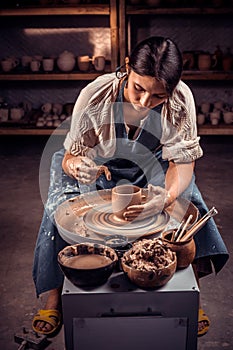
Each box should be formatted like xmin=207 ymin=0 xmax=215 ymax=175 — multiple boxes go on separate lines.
xmin=123 ymin=184 xmax=170 ymax=221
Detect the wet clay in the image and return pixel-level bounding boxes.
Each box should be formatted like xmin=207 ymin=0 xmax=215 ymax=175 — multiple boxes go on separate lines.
xmin=63 ymin=254 xmax=112 ymax=269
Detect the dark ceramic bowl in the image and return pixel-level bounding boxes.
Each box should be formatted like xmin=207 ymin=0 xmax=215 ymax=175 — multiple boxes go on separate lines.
xmin=58 ymin=242 xmax=118 ymax=287
xmin=121 ymin=239 xmax=177 ymax=289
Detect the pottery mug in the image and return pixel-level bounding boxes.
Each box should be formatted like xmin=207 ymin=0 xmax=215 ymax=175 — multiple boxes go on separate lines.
xmin=201 ymin=102 xmax=211 ymax=114
xmin=223 ymin=111 xmax=233 ymax=124
xmin=214 ymin=100 xmax=224 ymax=110
xmin=209 ymin=111 xmax=221 ymax=125
xmin=77 ymin=55 xmax=90 ymax=72
xmin=1 ymin=59 xmax=16 ymax=72
xmin=198 ymin=53 xmax=217 ymax=71
xmin=112 ymin=184 xmax=142 ymax=221
xmin=197 ymin=113 xmax=205 ymax=125
xmin=41 ymin=102 xmax=52 ymax=114
xmin=52 ymin=103 xmax=63 ymax=116
xmin=10 ymin=107 xmax=24 ymax=121
xmin=42 ymin=57 xmax=54 ymax=72
xmin=93 ymin=55 xmax=105 ymax=71
xmin=0 ymin=108 xmax=9 ymax=122
xmin=30 ymin=60 xmax=41 ymax=72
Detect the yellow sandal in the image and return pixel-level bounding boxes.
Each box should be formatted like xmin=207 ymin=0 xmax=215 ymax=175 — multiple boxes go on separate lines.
xmin=32 ymin=309 xmax=61 ymax=336
xmin=198 ymin=308 xmax=210 ymax=337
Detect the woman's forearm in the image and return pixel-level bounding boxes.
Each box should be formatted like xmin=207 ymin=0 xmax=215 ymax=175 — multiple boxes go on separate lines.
xmin=164 ymin=161 xmax=195 ymax=207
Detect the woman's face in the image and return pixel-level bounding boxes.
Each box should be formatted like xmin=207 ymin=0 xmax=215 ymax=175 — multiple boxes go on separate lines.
xmin=124 ymin=70 xmax=168 ymax=112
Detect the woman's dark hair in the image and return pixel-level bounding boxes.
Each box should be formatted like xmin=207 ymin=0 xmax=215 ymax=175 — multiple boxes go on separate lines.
xmin=128 ymin=36 xmax=183 ymax=96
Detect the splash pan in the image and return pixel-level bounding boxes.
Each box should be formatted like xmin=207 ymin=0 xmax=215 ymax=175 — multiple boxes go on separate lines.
xmin=54 ymin=188 xmax=199 ymax=245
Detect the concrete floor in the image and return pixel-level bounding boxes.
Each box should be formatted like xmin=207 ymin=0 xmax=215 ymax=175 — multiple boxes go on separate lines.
xmin=0 ymin=134 xmax=232 ymax=350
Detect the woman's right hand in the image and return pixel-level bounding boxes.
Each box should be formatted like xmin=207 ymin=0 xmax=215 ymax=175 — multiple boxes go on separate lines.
xmin=66 ymin=156 xmax=111 ymax=184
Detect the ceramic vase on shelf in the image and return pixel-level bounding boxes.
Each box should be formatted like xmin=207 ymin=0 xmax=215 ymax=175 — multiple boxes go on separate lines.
xmin=57 ymin=51 xmax=76 ymax=72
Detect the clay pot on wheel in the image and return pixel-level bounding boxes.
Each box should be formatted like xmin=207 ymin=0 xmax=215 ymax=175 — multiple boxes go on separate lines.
xmin=161 ymin=230 xmax=196 ymax=269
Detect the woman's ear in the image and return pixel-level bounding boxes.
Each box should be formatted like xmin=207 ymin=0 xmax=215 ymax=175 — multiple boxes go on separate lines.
xmin=125 ymin=57 xmax=130 ymax=74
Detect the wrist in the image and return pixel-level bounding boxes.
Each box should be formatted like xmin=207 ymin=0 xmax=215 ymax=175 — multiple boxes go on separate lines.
xmin=164 ymin=190 xmax=174 ymax=208
xmin=64 ymin=157 xmax=76 ymax=179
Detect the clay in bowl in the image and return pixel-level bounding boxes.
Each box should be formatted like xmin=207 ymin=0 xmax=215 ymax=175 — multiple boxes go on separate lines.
xmin=121 ymin=238 xmax=177 ymax=289
xmin=58 ymin=242 xmax=118 ymax=287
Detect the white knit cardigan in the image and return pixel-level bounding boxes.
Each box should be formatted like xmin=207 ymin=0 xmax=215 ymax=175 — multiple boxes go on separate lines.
xmin=64 ymin=73 xmax=203 ymax=163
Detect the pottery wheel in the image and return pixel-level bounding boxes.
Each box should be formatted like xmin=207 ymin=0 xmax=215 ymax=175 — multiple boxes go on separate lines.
xmin=83 ymin=203 xmax=169 ymax=238
xmin=55 ymin=189 xmax=198 ymax=245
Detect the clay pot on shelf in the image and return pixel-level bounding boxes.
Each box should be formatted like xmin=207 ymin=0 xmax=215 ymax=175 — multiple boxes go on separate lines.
xmin=57 ymin=51 xmax=76 ymax=72
xmin=198 ymin=52 xmax=217 ymax=71
xmin=223 ymin=111 xmax=233 ymax=124
xmin=197 ymin=113 xmax=205 ymax=126
xmin=161 ymin=230 xmax=196 ymax=269
xmin=222 ymin=49 xmax=233 ymax=72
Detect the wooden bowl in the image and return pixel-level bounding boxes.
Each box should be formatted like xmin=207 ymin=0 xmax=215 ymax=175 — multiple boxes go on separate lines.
xmin=121 ymin=238 xmax=177 ymax=289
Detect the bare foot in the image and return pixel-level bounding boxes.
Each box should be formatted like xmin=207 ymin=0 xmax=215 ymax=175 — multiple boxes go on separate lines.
xmin=33 ymin=287 xmax=62 ymax=334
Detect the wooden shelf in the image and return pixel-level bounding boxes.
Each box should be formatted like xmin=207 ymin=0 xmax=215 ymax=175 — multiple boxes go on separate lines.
xmin=0 ymin=5 xmax=110 ymax=16
xmin=0 ymin=127 xmax=67 ymax=135
xmin=197 ymin=124 xmax=233 ymax=135
xmin=0 ymin=70 xmax=232 ymax=82
xmin=182 ymin=71 xmax=233 ymax=81
xmin=0 ymin=72 xmax=107 ymax=81
xmin=126 ymin=6 xmax=233 ymax=15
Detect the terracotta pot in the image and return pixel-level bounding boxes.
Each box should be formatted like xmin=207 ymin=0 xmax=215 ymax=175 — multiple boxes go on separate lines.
xmin=222 ymin=55 xmax=233 ymax=71
xmin=161 ymin=230 xmax=196 ymax=269
xmin=198 ymin=53 xmax=217 ymax=71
